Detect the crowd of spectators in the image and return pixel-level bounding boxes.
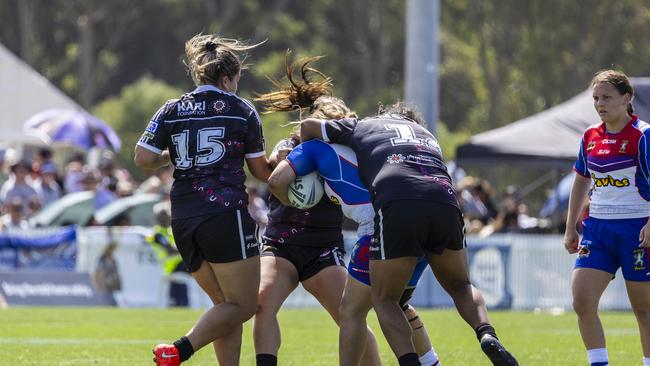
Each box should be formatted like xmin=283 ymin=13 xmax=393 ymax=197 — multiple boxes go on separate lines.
xmin=0 ymin=147 xmax=566 ymax=238
xmin=0 ymin=147 xmax=173 ymax=232
xmin=456 ymin=176 xmax=554 ymax=237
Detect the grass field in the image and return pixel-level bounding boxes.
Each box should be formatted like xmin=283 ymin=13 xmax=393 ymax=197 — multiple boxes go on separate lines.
xmin=0 ymin=307 xmax=643 ymax=365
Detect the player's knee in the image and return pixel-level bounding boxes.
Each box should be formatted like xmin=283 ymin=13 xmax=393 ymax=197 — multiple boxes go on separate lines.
xmin=403 ymin=304 xmax=424 ymax=331
xmin=631 ymin=304 xmax=650 ymax=323
xmin=441 ymin=278 xmax=472 ymax=297
xmin=233 ymin=299 xmax=258 ymax=322
xmin=571 ymin=296 xmax=598 ymax=317
xmin=339 ymin=301 xmax=366 ymax=323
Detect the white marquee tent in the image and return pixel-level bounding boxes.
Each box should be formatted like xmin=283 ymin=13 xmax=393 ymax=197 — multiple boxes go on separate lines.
xmin=0 ymin=43 xmax=86 ymax=145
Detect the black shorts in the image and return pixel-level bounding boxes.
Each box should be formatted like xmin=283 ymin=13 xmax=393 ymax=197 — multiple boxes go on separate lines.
xmin=172 ymin=209 xmax=260 ymax=272
xmin=261 ymin=239 xmax=345 ymax=282
xmin=370 ymin=200 xmax=465 ymax=260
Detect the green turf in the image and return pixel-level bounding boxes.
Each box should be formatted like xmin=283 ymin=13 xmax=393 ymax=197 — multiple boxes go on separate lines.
xmin=0 ymin=307 xmax=643 ymax=365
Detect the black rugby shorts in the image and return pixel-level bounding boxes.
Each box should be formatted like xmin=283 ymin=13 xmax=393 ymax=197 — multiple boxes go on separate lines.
xmin=261 ymin=239 xmax=345 ymax=281
xmin=370 ymin=200 xmax=465 ymax=260
xmin=172 ymin=209 xmax=260 ymax=272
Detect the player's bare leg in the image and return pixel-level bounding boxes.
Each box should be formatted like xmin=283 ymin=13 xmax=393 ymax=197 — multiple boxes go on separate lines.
xmin=370 ymin=256 xmax=419 ymax=363
xmin=403 ymin=304 xmax=439 ymax=365
xmin=572 ymin=268 xmax=610 ymax=350
xmin=428 ymin=249 xmax=517 ymax=366
xmin=303 ymin=266 xmax=381 ymax=366
xmin=191 ymin=260 xmax=242 ymax=366
xmin=186 ymin=257 xmax=260 ymax=351
xmin=338 ymin=275 xmax=376 ymax=366
xmin=427 ymin=249 xmax=488 ymax=328
xmin=253 ymin=256 xmax=299 ymax=363
xmin=625 ymin=281 xmax=650 ymax=358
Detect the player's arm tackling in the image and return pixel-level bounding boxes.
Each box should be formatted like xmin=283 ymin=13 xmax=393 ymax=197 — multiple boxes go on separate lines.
xmin=267 ymin=160 xmax=296 ymax=207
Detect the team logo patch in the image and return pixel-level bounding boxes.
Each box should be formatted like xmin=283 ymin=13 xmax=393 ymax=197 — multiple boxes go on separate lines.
xmin=212 ymin=99 xmax=230 ymax=114
xmin=577 ymin=245 xmax=590 ymax=259
xmin=619 ymin=140 xmax=629 ymax=153
xmin=330 ymin=196 xmax=340 ymax=205
xmin=387 ymin=153 xmax=405 ymax=164
xmin=587 ymin=141 xmax=596 ymax=151
xmin=633 ymin=248 xmax=646 ymax=271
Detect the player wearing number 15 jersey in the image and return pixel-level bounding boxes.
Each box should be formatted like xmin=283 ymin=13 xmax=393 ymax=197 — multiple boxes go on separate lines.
xmin=135 ymin=34 xmax=272 ymax=366
xmin=300 ymin=102 xmax=518 ymax=366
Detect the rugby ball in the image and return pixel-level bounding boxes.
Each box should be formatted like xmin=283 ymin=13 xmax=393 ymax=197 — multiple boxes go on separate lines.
xmin=287 ymin=171 xmax=324 ymax=209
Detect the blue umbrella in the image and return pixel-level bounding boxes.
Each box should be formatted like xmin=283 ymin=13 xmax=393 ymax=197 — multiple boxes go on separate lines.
xmin=24 ymin=109 xmax=121 ymax=152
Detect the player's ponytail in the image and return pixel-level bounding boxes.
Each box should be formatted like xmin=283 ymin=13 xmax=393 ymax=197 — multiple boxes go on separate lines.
xmin=256 ymin=51 xmax=356 ymax=120
xmin=184 ymin=33 xmax=263 ymax=86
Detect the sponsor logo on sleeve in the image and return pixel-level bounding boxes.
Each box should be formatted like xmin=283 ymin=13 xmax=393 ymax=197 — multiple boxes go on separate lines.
xmin=587 ymin=141 xmax=596 ymax=151
xmin=146 ymin=121 xmax=158 ymax=133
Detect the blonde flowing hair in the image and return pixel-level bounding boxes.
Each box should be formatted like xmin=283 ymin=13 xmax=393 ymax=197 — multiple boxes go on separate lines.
xmin=256 ymin=51 xmax=357 ymax=121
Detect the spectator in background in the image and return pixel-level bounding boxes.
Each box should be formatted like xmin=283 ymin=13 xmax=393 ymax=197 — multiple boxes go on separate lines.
xmin=0 ymin=160 xmax=40 ymax=216
xmin=33 ymin=162 xmax=62 ymax=207
xmin=146 ymin=201 xmax=189 ymax=307
xmin=93 ymin=241 xmax=121 ymax=294
xmin=458 ymin=176 xmax=498 ymax=233
xmin=31 ymin=148 xmax=54 ymax=180
xmin=79 ymin=169 xmax=117 ymax=210
xmin=64 ymin=153 xmax=86 ymax=193
xmin=0 ymin=197 xmax=29 ymax=231
xmin=25 ymin=196 xmax=42 ymax=219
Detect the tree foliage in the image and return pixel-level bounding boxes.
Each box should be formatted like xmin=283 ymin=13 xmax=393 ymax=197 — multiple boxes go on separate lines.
xmin=92 ymin=76 xmax=182 ymax=179
xmin=2 ymin=0 xmax=650 ymax=179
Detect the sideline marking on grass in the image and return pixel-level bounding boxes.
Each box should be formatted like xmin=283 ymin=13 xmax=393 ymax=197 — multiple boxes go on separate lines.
xmin=0 ymin=337 xmax=160 ymax=345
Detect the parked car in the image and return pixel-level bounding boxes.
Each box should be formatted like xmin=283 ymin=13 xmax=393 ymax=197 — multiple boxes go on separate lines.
xmin=92 ymin=193 xmax=162 ymax=226
xmin=29 ymin=191 xmax=95 ymax=227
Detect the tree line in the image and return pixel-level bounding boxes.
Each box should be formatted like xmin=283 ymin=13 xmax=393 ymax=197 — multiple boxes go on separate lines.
xmin=1 ymin=0 xmax=649 ymax=178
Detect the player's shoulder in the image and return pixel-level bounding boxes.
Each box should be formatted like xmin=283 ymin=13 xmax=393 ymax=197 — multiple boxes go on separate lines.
xmin=632 ymin=117 xmax=650 ymax=134
xmin=583 ymin=122 xmax=604 ymax=138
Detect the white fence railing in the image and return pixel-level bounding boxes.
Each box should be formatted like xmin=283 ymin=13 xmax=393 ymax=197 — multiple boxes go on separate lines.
xmin=73 ymin=229 xmax=632 ymax=310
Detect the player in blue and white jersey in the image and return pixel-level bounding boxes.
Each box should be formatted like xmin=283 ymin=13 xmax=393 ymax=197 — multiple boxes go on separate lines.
xmin=135 ymin=34 xmax=271 ymax=366
xmin=564 ymin=70 xmax=650 ymax=366
xmin=269 ymin=139 xmax=441 ymax=366
xmin=253 ymin=55 xmax=381 ymax=366
xmin=258 ymin=54 xmax=440 ymax=366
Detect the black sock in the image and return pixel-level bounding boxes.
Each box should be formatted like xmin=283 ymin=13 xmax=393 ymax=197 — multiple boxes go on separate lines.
xmin=398 ymin=352 xmax=421 ymax=365
xmin=475 ymin=323 xmax=498 ymax=342
xmin=256 ymin=353 xmax=278 ymax=366
xmin=173 ymin=336 xmax=194 ymax=362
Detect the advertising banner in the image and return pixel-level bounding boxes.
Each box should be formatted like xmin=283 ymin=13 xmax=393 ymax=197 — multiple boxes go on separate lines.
xmin=0 ymin=271 xmax=114 ymax=306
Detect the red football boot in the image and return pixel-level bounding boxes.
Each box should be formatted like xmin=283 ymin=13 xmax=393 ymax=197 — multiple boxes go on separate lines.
xmin=152 ymin=344 xmax=180 ymax=366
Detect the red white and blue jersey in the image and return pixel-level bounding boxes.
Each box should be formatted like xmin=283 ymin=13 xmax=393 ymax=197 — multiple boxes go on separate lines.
xmin=287 ymin=140 xmax=375 ymax=238
xmin=574 ymin=115 xmax=650 ymax=219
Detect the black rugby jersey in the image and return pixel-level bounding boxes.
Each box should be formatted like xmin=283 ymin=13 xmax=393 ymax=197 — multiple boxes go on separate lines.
xmin=137 ymin=85 xmax=265 ymax=219
xmin=263 ymin=139 xmax=343 ymax=247
xmin=321 ymin=116 xmax=458 ymax=210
